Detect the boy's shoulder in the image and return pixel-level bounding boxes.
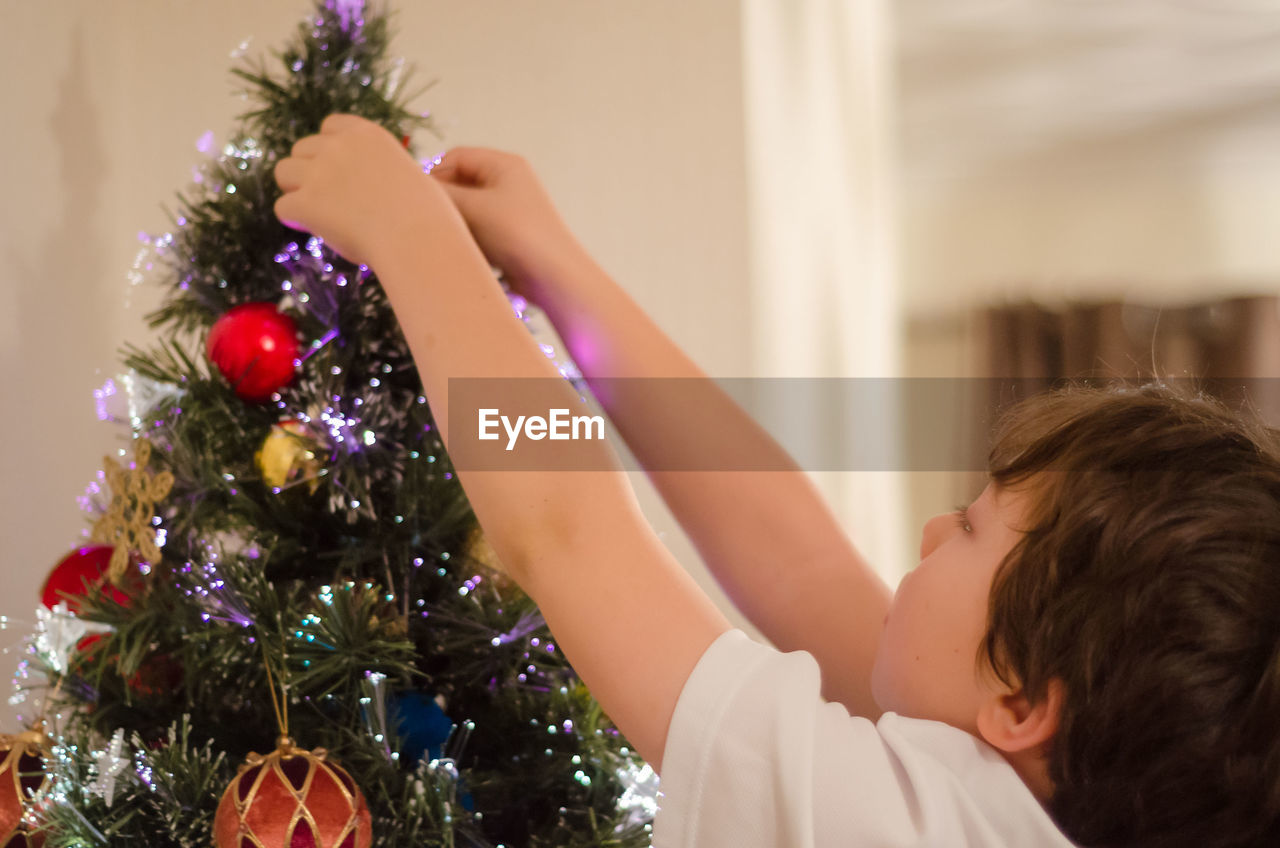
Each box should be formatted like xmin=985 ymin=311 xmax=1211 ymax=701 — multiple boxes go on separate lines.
xmin=876 ymin=710 xmax=1015 ymax=773
xmin=875 ymin=712 xmax=1078 ymax=844
xmin=654 ymin=629 xmax=1080 ymax=848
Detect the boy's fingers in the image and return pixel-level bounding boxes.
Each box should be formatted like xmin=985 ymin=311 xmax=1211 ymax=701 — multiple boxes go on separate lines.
xmin=432 ymin=146 xmax=508 ymax=185
xmin=426 ymin=160 xmax=456 ymax=180
xmin=272 ymin=157 xmax=310 ymax=193
xmin=273 ymin=189 xmax=310 ymax=232
xmin=289 ymin=134 xmax=327 ymax=159
xmin=427 ymin=155 xmax=467 ymax=183
xmin=319 ymin=113 xmax=361 ymax=135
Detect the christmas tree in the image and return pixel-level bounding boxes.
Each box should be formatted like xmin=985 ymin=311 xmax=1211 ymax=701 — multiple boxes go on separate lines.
xmin=14 ymin=2 xmax=656 ymax=845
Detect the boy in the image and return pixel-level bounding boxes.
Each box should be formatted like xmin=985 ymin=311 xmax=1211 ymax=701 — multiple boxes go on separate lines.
xmin=273 ymin=114 xmax=1280 ymax=846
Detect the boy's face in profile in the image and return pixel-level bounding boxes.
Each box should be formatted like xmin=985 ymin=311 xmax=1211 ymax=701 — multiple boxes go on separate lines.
xmin=871 ymin=481 xmax=1032 ymax=736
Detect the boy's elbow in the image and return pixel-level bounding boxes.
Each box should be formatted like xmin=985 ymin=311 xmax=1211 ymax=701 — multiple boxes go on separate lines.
xmin=498 ymin=472 xmax=644 ymax=588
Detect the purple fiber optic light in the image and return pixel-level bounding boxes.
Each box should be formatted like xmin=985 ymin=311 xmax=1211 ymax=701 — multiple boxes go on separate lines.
xmin=490 ymin=611 xmax=546 ymax=647
xmin=93 ymin=379 xmax=117 ymax=421
xmin=301 ymin=327 xmax=340 ymax=362
xmin=196 ymin=130 xmax=215 ymax=155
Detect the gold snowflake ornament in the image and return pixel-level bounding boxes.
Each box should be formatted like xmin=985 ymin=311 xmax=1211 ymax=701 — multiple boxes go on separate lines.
xmin=90 ymin=438 xmax=174 ymax=583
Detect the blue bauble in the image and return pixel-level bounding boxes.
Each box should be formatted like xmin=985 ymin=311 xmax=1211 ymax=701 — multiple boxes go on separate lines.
xmin=388 ymin=691 xmax=454 ymax=763
xmin=387 ymin=691 xmax=475 ymax=811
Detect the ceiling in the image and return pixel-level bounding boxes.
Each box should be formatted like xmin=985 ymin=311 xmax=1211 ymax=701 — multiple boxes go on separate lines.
xmin=897 ymin=0 xmax=1280 ymax=172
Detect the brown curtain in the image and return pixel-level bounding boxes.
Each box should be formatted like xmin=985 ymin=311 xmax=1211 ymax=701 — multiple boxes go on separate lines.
xmin=945 ymin=295 xmax=1280 ymax=489
xmin=984 ymin=296 xmax=1279 ymax=380
xmin=980 ymin=294 xmax=1280 ymax=419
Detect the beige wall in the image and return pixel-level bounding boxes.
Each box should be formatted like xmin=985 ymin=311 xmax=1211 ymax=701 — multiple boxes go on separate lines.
xmin=902 ymin=105 xmax=1280 ymax=540
xmin=904 ymin=119 xmax=1280 ymax=320
xmin=0 ymin=0 xmax=757 ymax=722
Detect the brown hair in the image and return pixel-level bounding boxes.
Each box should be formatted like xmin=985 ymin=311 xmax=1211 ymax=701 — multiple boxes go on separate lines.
xmin=981 ymin=381 xmax=1280 ymax=847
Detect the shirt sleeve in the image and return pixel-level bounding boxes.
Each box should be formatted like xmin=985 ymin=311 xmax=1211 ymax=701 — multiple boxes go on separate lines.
xmin=651 ymin=629 xmax=924 ymax=848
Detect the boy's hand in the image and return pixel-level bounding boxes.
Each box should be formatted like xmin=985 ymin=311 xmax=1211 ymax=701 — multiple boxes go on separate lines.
xmin=428 ymin=147 xmax=583 ymax=298
xmin=273 ymin=113 xmax=446 ymax=268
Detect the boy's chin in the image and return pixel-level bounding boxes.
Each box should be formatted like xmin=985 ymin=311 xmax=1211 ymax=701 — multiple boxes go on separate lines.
xmin=868 ymin=656 xmax=896 ymax=715
xmin=869 ymin=654 xmax=931 ymax=720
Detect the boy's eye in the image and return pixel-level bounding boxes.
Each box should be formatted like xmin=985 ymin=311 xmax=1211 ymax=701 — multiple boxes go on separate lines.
xmin=952 ymin=505 xmax=973 ymax=533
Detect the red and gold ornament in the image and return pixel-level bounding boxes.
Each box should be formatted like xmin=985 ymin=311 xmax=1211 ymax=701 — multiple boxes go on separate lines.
xmin=206 ymin=303 xmax=300 ymax=402
xmin=214 ymin=736 xmax=371 ymax=848
xmin=0 ymin=727 xmax=51 ymax=847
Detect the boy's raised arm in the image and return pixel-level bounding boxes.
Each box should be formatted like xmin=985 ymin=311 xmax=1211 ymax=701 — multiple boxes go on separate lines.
xmin=505 ymin=242 xmax=894 ymax=720
xmin=374 ymin=193 xmax=733 ymax=773
xmin=429 ymin=147 xmax=893 ymax=719
xmin=272 ymin=114 xmax=732 ymax=770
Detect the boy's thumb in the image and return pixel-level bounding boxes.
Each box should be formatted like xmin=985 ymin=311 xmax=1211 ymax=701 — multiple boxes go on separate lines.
xmin=429 ymin=146 xmax=491 ymax=185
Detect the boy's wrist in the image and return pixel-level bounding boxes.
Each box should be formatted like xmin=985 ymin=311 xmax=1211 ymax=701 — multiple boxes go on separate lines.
xmin=369 ymin=176 xmax=455 ymax=271
xmin=505 ymin=235 xmax=602 ymax=314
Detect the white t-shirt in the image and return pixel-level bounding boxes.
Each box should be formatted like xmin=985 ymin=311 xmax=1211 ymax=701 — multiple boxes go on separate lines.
xmin=652 ymin=629 xmax=1081 ymax=847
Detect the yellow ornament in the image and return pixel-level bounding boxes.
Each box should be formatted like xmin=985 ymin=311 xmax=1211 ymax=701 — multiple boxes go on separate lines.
xmin=256 ymin=420 xmax=327 ymax=494
xmin=90 ymin=437 xmax=173 ymax=584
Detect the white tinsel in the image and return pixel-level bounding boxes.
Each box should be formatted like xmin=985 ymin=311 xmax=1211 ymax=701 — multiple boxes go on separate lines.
xmin=34 ymin=603 xmax=112 ymax=675
xmin=93 ymin=370 xmax=186 ymax=432
xmin=615 ymin=759 xmax=661 ymax=831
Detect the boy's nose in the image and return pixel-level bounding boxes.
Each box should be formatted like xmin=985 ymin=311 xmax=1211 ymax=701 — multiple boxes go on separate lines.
xmin=919 ymin=512 xmax=954 ymax=560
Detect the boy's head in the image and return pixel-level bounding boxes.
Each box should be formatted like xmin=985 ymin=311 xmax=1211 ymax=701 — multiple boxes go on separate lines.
xmin=873 ymin=382 xmax=1280 ymax=847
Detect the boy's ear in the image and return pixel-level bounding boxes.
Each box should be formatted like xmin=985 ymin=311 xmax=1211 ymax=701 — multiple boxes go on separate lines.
xmin=975 ymin=677 xmax=1064 ymax=755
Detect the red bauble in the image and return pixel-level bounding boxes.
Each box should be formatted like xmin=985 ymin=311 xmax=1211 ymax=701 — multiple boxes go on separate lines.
xmin=66 ymin=636 xmax=182 ymax=702
xmin=126 ymin=652 xmax=184 ymax=697
xmin=214 ymin=738 xmax=372 ymax=848
xmin=206 ymin=303 xmax=300 ymax=402
xmin=43 ymin=546 xmax=142 ymax=661
xmin=40 ymin=547 xmax=131 ymax=614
